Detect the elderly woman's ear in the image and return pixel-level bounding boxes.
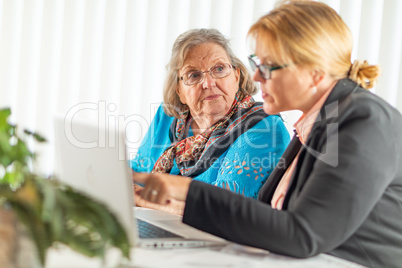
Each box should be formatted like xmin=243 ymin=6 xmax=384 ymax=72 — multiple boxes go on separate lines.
xmin=235 ymin=67 xmax=240 ymax=85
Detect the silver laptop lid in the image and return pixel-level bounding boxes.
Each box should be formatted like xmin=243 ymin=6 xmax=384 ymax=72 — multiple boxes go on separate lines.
xmin=54 ymin=115 xmax=226 ymax=249
xmin=53 ymin=115 xmax=137 ymax=246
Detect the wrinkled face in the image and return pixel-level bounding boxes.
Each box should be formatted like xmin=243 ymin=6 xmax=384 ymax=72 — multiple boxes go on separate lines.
xmin=176 ymin=43 xmax=240 ymax=121
xmin=253 ymin=39 xmax=316 ymax=114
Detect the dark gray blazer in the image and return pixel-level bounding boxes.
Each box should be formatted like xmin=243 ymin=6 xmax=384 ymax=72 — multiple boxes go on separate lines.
xmin=183 ymin=78 xmax=402 ymax=268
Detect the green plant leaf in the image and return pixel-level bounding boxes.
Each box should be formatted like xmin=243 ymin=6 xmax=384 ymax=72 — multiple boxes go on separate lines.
xmin=0 ymin=108 xmax=131 ymax=266
xmin=0 ymin=108 xmax=11 ymax=131
xmin=24 ymin=129 xmax=47 ymax=143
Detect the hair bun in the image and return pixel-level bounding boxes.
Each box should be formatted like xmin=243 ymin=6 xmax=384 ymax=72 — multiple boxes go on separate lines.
xmin=348 ymin=60 xmax=381 ymax=89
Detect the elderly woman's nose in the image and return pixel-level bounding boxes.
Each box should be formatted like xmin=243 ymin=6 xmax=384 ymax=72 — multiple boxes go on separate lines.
xmin=202 ymin=72 xmax=216 ymax=88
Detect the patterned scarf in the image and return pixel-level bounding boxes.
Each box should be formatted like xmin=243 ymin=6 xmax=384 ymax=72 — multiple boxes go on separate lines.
xmin=152 ymin=90 xmax=255 ymax=175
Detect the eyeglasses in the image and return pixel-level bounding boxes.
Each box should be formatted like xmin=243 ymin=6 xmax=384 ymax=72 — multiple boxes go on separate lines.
xmin=248 ymin=54 xmax=287 ymax=80
xmin=179 ymin=63 xmax=235 ymax=86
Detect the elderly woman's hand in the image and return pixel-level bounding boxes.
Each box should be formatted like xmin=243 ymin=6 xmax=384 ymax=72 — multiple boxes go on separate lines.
xmin=133 ymin=173 xmax=191 ymax=214
xmin=133 ymin=183 xmax=144 ymax=195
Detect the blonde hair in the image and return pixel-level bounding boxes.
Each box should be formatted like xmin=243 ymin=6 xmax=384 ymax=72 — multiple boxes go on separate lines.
xmin=248 ymin=0 xmax=380 ymax=89
xmin=163 ymin=28 xmax=258 ymax=118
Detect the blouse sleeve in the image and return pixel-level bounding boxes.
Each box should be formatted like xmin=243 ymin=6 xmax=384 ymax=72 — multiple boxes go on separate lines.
xmin=130 ymin=104 xmax=174 ymax=173
xmin=213 ymin=115 xmax=290 ymax=199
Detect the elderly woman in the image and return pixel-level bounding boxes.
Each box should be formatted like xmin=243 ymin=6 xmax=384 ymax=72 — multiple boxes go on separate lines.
xmin=131 ymin=29 xmax=290 ymax=213
xmin=134 ymin=2 xmax=402 ymax=268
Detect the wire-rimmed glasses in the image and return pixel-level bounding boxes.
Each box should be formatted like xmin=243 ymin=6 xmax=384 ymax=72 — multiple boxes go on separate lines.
xmin=179 ymin=63 xmax=235 ymax=86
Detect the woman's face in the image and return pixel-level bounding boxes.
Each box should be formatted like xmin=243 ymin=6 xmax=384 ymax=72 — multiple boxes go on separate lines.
xmin=253 ymin=42 xmax=316 ymax=114
xmin=176 ymin=43 xmax=240 ymax=121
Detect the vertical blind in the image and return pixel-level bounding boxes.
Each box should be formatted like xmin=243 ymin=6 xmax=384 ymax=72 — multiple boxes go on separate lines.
xmin=0 ymin=0 xmax=401 ymax=175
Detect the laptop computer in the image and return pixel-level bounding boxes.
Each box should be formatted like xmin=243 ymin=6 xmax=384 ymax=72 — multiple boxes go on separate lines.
xmin=53 ymin=115 xmax=226 ymax=249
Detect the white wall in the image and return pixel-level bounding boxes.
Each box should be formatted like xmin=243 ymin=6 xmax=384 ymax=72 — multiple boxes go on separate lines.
xmin=0 ymin=0 xmax=401 ymax=175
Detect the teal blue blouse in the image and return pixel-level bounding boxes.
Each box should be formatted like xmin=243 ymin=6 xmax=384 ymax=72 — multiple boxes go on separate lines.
xmin=131 ymin=104 xmax=290 ymax=199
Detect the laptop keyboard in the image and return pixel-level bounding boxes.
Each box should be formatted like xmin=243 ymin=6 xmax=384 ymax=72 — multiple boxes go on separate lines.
xmin=137 ymin=218 xmax=181 ymax=238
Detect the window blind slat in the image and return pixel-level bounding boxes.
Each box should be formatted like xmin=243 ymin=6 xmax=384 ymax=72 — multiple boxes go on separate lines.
xmin=34 ymin=0 xmax=64 ymax=176
xmin=99 ymin=0 xmax=127 ymax=110
xmin=120 ymin=0 xmax=148 ymax=117
xmin=356 ymin=0 xmax=383 ymax=64
xmin=0 ymin=0 xmax=24 ymax=117
xmin=339 ymin=0 xmax=363 ymax=61
xmin=78 ymin=0 xmax=106 ymax=105
xmin=57 ymin=0 xmax=85 ymax=114
xmin=376 ymin=0 xmax=402 ymax=105
xmin=188 ymin=0 xmax=211 ymax=29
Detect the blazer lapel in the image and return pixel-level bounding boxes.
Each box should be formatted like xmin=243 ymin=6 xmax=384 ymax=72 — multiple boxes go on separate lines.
xmin=258 ymin=132 xmax=302 ymax=203
xmin=281 ymin=78 xmax=360 ymax=209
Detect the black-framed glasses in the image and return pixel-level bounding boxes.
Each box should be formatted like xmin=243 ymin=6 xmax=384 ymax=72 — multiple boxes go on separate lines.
xmin=248 ymin=54 xmax=287 ymax=80
xmin=179 ymin=63 xmax=235 ymax=86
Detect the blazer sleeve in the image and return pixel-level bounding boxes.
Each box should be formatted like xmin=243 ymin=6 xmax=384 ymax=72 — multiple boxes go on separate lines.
xmin=183 ymin=96 xmax=401 ymax=258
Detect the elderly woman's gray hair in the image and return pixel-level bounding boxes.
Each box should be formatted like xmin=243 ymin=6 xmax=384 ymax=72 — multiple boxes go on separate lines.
xmin=163 ymin=28 xmax=258 ymax=118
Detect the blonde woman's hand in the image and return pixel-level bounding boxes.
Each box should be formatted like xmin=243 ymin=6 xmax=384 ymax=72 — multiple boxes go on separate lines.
xmin=134 ymin=193 xmax=185 ymax=216
xmin=133 ymin=172 xmax=191 ymax=205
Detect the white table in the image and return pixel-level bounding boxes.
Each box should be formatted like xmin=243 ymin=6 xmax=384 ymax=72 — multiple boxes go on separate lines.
xmin=46 ymin=208 xmax=365 ymax=267
xmin=46 ymin=243 xmax=365 ymax=268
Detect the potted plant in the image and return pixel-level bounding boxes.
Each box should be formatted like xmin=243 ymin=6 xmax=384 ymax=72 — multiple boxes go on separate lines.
xmin=0 ymin=108 xmax=130 ymax=267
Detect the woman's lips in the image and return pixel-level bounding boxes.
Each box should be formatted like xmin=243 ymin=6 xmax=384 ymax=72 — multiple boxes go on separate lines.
xmin=262 ymin=92 xmax=274 ymax=102
xmin=204 ymin=94 xmax=221 ymax=101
